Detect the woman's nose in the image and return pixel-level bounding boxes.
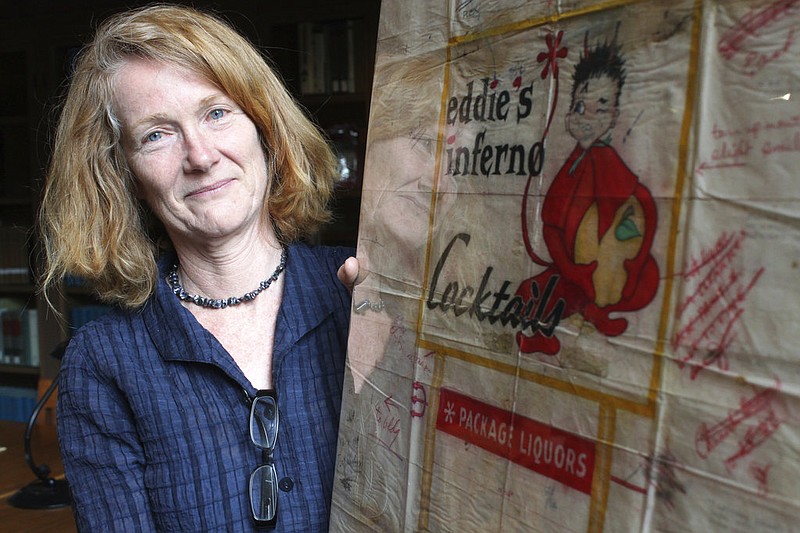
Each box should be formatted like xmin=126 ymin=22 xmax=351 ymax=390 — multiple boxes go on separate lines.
xmin=182 ymin=128 xmax=219 ymax=173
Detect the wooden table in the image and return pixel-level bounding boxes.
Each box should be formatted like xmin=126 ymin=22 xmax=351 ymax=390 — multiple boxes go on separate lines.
xmin=0 ymin=421 xmax=77 ymax=532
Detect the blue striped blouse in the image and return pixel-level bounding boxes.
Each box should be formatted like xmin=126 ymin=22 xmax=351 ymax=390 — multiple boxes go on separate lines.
xmin=57 ymin=242 xmax=353 ymax=532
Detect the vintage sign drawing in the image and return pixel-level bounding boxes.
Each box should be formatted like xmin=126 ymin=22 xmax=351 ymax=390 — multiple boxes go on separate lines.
xmin=332 ymin=1 xmax=800 ymax=532
xmin=517 ymin=31 xmax=660 ymax=355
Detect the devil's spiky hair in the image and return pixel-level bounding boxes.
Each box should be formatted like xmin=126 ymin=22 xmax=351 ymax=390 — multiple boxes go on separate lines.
xmin=571 ymin=27 xmax=626 ymax=107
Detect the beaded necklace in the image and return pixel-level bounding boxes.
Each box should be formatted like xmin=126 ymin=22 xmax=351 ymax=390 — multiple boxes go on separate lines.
xmin=167 ymin=247 xmax=286 ymax=309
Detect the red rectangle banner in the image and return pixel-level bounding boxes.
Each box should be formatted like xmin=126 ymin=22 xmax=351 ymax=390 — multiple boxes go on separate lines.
xmin=436 ymin=387 xmax=596 ymax=494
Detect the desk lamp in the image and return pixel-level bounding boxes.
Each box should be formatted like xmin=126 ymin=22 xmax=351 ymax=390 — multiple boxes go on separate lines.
xmin=8 ymin=342 xmax=71 ymax=509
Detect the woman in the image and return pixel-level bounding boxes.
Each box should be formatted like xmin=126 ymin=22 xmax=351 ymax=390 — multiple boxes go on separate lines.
xmin=39 ymin=5 xmax=358 ymax=531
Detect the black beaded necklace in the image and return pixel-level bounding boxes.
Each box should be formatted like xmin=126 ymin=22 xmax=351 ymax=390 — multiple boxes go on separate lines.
xmin=167 ymin=247 xmax=287 ymax=309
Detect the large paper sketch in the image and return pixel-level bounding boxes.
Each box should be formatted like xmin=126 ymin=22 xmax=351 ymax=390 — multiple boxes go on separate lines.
xmin=516 ymin=30 xmax=660 ymax=355
xmin=332 ymin=1 xmax=800 ymax=532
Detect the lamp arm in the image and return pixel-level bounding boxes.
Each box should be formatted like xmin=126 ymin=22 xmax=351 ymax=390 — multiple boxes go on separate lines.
xmin=23 ymin=372 xmax=60 ymax=482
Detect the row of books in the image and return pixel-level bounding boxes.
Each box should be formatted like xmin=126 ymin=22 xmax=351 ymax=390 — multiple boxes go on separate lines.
xmin=298 ymin=19 xmax=357 ymax=95
xmin=0 ymin=303 xmax=111 ymax=368
xmin=0 ymin=305 xmax=109 ymax=366
xmin=0 ymin=385 xmax=37 ymax=423
xmin=1 ymin=308 xmax=38 ymax=367
xmin=0 ymin=226 xmax=30 ymax=285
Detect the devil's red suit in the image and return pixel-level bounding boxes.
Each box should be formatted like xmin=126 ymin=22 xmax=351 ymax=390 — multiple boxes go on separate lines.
xmin=517 ymin=142 xmax=659 ymax=355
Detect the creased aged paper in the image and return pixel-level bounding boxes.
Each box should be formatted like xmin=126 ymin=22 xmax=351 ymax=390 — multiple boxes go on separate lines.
xmin=331 ymin=1 xmax=800 ymax=531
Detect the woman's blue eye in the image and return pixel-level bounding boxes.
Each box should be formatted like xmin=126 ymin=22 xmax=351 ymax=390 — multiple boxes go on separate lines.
xmin=574 ymin=101 xmax=585 ymax=115
xmin=146 ymin=131 xmax=162 ymax=142
xmin=210 ymin=109 xmax=225 ymax=120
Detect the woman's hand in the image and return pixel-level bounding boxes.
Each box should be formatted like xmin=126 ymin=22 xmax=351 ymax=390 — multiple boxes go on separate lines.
xmin=337 ymin=256 xmax=364 ymax=293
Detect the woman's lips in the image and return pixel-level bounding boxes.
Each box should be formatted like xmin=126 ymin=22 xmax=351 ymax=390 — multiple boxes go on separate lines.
xmin=186 ymin=178 xmax=234 ymax=197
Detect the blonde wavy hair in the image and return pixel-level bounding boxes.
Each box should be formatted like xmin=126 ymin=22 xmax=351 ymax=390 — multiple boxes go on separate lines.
xmin=39 ymin=4 xmax=337 ymax=309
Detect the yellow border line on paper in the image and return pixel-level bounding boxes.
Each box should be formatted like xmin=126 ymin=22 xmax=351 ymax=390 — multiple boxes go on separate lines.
xmin=417 ymin=350 xmax=448 ymax=531
xmin=647 ymin=0 xmax=704 ymax=406
xmin=449 ymin=0 xmax=645 ymax=46
xmin=419 ymin=340 xmax=653 ymax=416
xmin=588 ymin=403 xmax=617 ymax=533
xmin=414 ymin=1 xmax=703 ymax=531
xmin=416 ymin=42 xmax=457 ymax=532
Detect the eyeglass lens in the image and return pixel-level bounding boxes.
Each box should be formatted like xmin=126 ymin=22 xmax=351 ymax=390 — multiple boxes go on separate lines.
xmin=250 ymin=463 xmax=279 ymax=522
xmin=249 ymin=392 xmax=279 ymax=525
xmin=250 ymin=395 xmax=278 ymax=450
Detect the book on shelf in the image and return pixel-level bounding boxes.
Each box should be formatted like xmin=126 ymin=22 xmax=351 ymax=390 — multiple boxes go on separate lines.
xmin=298 ymin=19 xmax=358 ymax=96
xmin=0 ymin=385 xmax=37 ymax=423
xmin=22 ymin=308 xmax=38 ymax=366
xmin=0 ymin=225 xmax=30 ymax=284
xmin=63 ymin=274 xmax=90 ymax=288
xmin=0 ymin=308 xmax=38 ymax=367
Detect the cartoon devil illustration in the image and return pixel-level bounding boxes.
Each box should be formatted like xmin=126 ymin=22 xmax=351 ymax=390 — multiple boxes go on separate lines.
xmin=517 ymin=33 xmax=659 ymax=355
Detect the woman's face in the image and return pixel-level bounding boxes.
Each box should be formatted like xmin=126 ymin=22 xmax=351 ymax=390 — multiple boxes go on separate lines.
xmin=113 ymin=57 xmax=271 ymax=246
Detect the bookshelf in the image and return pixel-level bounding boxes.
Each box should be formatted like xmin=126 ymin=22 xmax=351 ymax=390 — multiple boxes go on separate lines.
xmin=0 ymin=43 xmax=41 ymax=422
xmin=0 ymin=0 xmax=378 ymax=422
xmin=263 ymin=3 xmax=378 ymax=247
